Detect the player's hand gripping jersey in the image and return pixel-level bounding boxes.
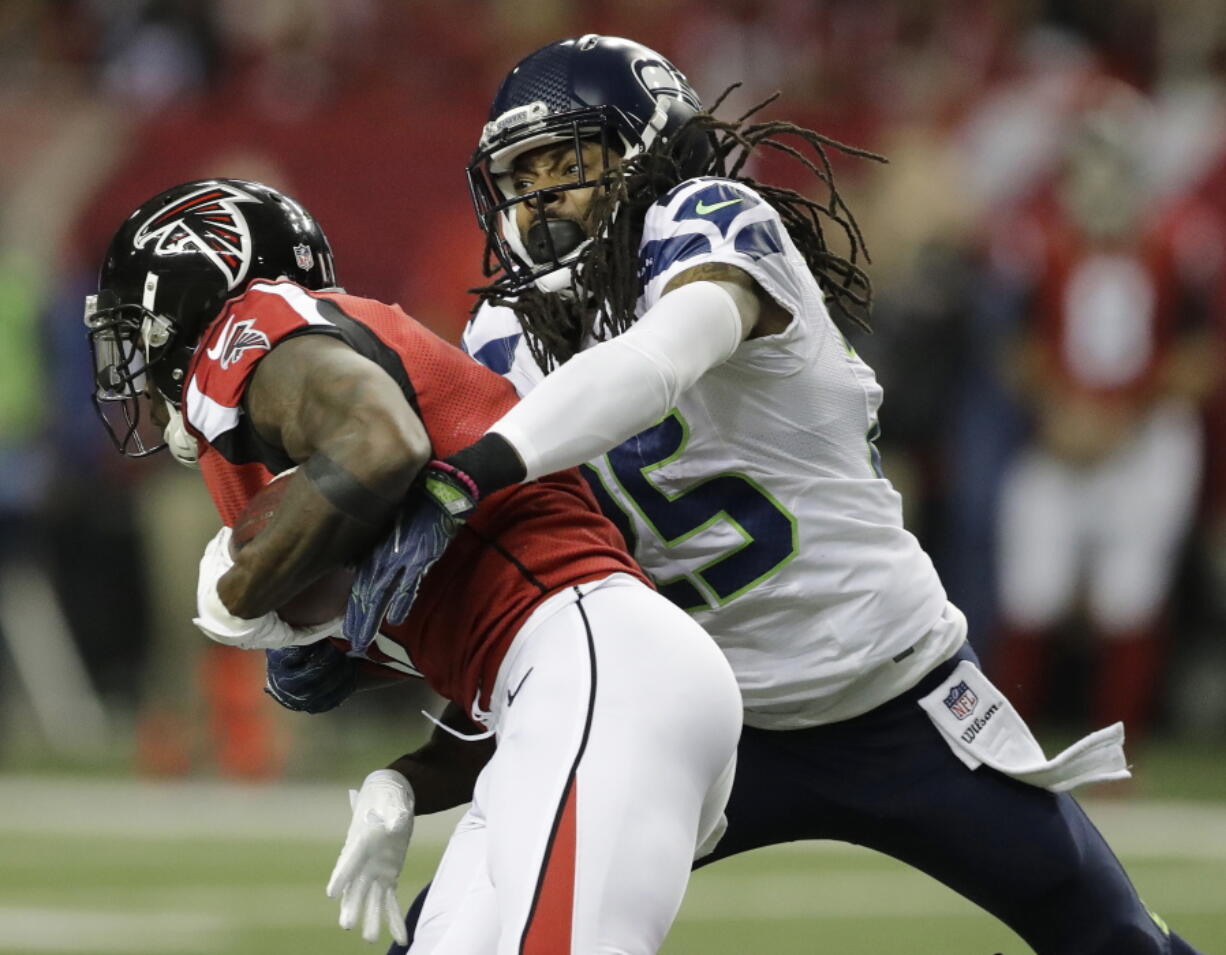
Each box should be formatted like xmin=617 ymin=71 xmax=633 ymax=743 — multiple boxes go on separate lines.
xmin=183 ymin=280 xmax=647 ymax=711
xmin=465 ymin=178 xmax=964 ymax=728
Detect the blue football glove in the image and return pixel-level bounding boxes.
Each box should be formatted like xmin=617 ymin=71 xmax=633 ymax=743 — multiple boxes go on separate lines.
xmin=343 ymin=461 xmax=478 ymax=654
xmin=265 ymin=642 xmax=358 ymax=714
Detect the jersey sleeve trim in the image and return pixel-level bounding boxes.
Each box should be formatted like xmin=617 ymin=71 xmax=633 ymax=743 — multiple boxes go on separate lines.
xmin=184 ymin=377 xmax=239 ymax=443
xmin=245 ymin=279 xmax=345 ymax=325
xmin=639 ymin=180 xmax=798 ymax=297
xmin=637 ymin=178 xmax=822 ymax=377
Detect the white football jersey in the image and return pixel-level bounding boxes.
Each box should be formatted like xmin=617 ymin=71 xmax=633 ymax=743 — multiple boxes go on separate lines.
xmin=463 ymin=177 xmax=964 ymax=728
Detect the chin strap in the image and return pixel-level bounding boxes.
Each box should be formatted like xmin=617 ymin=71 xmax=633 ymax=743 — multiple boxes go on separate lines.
xmin=164 ymin=402 xmax=199 ymax=469
xmin=533 ymin=263 xmax=580 ymax=297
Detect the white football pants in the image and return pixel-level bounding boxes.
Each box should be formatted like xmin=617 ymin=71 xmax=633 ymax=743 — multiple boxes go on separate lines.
xmin=997 ymin=400 xmax=1202 ymax=634
xmin=411 ymin=573 xmax=741 ymax=955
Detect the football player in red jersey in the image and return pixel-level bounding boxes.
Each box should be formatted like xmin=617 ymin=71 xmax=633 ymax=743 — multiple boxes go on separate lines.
xmin=990 ymin=85 xmax=1222 ymax=736
xmin=84 ymin=178 xmax=741 ymax=953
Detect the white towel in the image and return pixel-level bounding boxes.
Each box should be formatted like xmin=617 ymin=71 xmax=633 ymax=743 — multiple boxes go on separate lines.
xmin=917 ymin=660 xmax=1131 ymax=793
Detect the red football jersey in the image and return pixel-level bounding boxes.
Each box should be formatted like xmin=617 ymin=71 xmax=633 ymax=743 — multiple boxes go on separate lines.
xmin=996 ymin=198 xmax=1222 ymax=402
xmin=182 ymin=279 xmax=647 ymax=709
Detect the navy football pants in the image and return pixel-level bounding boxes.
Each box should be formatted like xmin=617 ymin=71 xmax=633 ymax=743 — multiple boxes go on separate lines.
xmin=392 ymin=643 xmax=1200 ymax=954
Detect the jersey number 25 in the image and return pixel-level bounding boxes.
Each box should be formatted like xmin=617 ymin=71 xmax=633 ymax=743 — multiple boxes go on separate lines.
xmin=584 ymin=411 xmax=798 ymax=613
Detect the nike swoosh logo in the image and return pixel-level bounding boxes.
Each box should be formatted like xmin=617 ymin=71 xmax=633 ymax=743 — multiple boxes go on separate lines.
xmin=506 ymin=667 xmax=534 ymax=707
xmin=695 ymin=198 xmax=743 ymax=215
xmin=204 ymin=314 xmax=234 ymax=361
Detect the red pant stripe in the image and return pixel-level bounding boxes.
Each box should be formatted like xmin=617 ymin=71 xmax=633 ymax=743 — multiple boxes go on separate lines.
xmin=521 ymin=776 xmax=578 ymax=954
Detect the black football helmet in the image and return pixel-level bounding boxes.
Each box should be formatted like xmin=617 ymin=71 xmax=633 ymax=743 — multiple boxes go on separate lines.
xmin=84 ymin=178 xmax=336 ymax=456
xmin=466 ymin=34 xmax=712 ymax=292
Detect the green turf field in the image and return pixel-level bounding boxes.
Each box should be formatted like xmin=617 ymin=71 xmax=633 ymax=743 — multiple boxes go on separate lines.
xmin=0 ymin=775 xmax=1223 ymax=954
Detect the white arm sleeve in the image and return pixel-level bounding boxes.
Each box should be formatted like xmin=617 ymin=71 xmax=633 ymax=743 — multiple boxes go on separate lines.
xmin=491 ymin=280 xmax=744 ymax=481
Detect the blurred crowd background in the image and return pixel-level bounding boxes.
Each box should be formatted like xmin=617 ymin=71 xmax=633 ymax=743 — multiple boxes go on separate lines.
xmin=2 ymin=0 xmax=1226 ymax=783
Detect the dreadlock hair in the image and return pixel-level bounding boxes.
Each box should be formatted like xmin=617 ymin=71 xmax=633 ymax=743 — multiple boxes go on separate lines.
xmin=475 ymin=88 xmax=887 ymax=373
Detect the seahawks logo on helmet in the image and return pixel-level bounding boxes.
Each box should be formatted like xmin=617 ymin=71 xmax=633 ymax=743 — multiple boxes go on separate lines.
xmin=633 ymin=58 xmax=701 ymax=111
xmin=132 ymin=183 xmax=259 ymax=290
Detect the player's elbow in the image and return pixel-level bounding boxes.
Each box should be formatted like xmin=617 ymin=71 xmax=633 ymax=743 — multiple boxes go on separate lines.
xmin=299 ymin=354 xmax=433 ymax=499
xmin=342 ymin=403 xmax=432 ymax=496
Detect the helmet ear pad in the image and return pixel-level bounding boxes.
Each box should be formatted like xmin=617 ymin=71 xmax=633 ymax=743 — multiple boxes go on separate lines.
xmin=149 ymin=339 xmax=196 ymax=406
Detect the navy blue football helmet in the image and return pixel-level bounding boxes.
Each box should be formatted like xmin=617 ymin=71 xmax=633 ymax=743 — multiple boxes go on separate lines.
xmin=466 ymin=35 xmax=712 ymax=292
xmin=84 ymin=178 xmax=336 ymax=456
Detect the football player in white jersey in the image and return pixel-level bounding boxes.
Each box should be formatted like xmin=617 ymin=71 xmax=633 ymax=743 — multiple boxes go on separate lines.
xmin=272 ymin=35 xmax=1201 ymax=955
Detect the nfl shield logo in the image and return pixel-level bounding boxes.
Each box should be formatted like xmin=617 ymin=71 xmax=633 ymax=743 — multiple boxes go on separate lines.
xmin=293 ymin=243 xmax=315 ymax=271
xmin=943 ymin=681 xmax=978 ymax=720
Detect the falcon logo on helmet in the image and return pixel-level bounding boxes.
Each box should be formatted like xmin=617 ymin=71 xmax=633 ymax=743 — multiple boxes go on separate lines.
xmin=133 ymin=183 xmax=259 ymax=290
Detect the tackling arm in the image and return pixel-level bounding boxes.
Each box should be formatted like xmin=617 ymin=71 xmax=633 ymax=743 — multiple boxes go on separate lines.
xmin=451 ymin=264 xmax=788 ymax=493
xmin=218 ymin=334 xmax=431 ymax=618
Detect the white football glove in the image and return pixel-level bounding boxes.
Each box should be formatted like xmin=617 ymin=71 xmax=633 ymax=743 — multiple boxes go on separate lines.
xmin=326 ymin=769 xmax=414 ymax=946
xmin=192 ymin=526 xmax=340 ymax=650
